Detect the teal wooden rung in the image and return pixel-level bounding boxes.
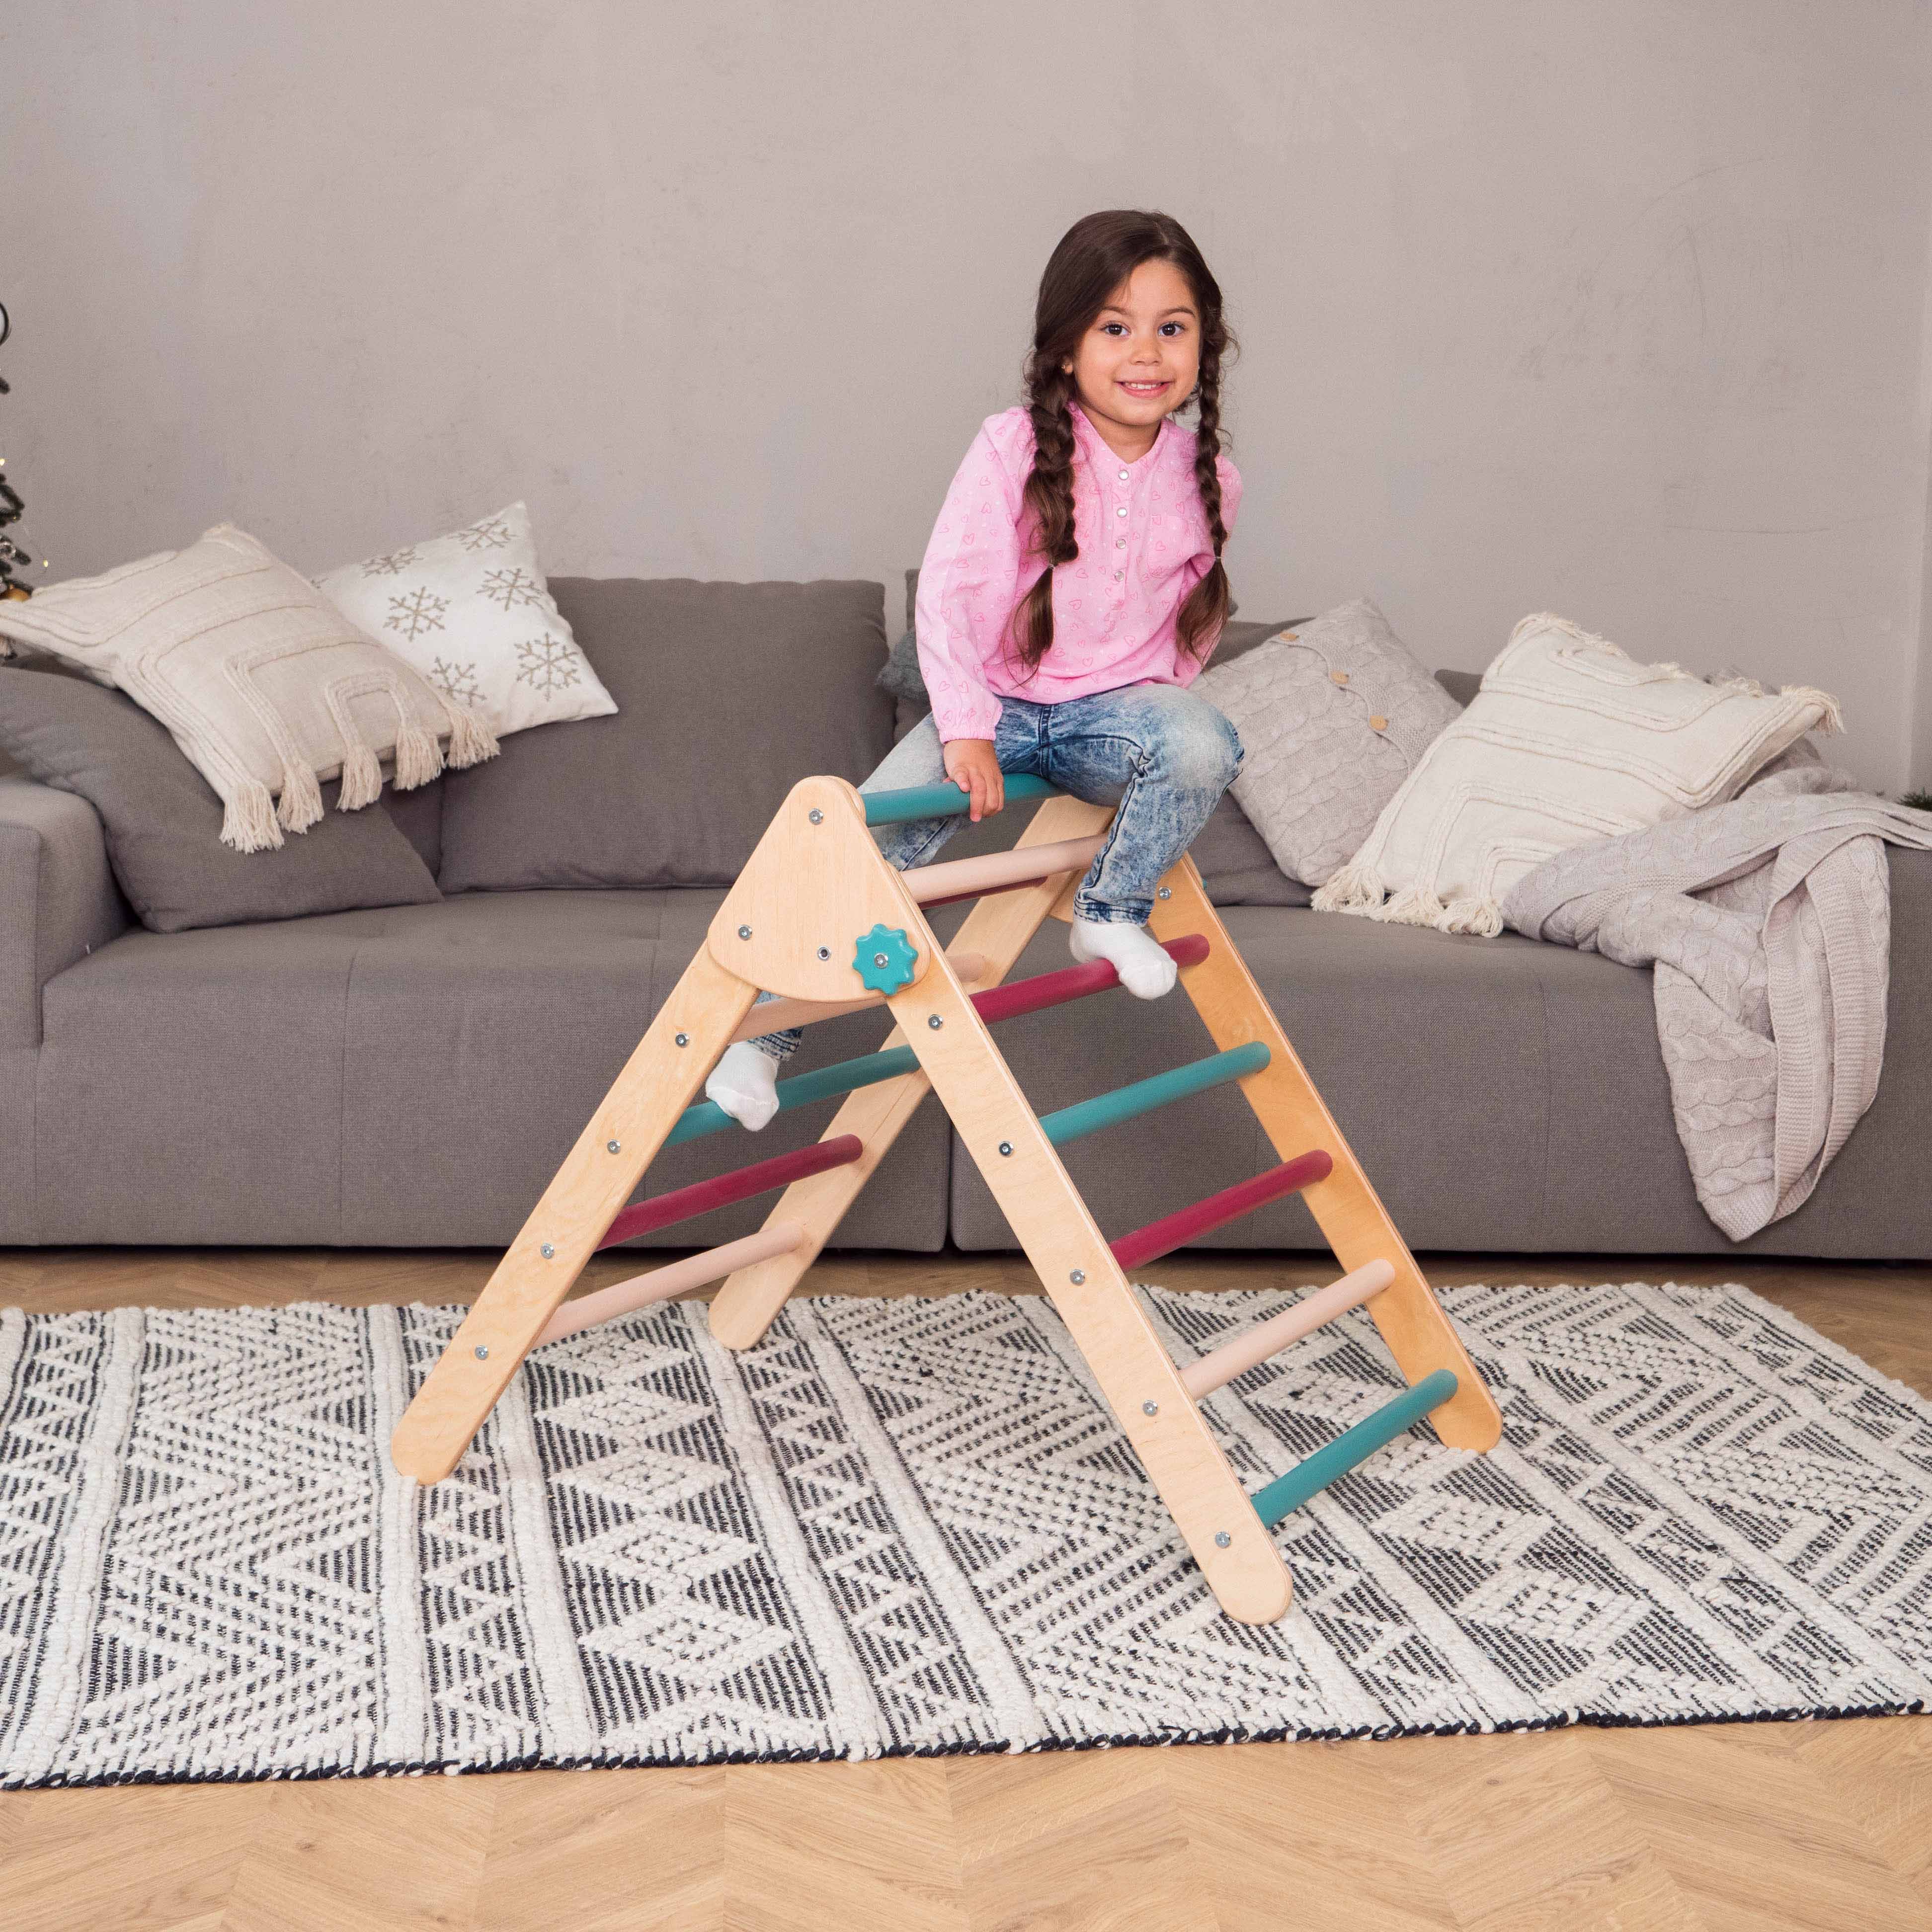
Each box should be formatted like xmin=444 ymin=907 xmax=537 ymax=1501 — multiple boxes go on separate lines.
xmin=672 ymin=1033 xmax=1268 ymax=1151
xmin=862 ymin=773 xmax=1062 ymax=826
xmin=666 ymin=1044 xmax=920 ymax=1146
xmin=1249 ymin=1369 xmax=1461 ymax=1528
xmin=1039 ymin=1041 xmax=1270 ymax=1147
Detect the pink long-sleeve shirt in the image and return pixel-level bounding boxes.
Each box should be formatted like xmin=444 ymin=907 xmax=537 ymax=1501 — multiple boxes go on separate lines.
xmin=913 ymin=399 xmax=1244 ymax=743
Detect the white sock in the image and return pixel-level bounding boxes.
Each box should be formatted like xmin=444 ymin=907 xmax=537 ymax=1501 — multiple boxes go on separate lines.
xmin=1067 ymin=915 xmax=1178 ymax=1000
xmin=704 ymin=1040 xmax=782 ymax=1130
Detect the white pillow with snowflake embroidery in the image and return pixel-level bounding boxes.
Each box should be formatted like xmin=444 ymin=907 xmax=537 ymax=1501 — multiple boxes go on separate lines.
xmin=311 ymin=500 xmax=618 ymax=738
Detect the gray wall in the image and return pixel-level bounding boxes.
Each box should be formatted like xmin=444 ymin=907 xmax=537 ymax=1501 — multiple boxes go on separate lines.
xmin=3 ymin=1 xmax=1930 ymax=791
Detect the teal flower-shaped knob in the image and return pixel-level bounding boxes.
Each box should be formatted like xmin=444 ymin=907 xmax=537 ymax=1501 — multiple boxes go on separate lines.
xmin=853 ymin=923 xmax=919 ymax=994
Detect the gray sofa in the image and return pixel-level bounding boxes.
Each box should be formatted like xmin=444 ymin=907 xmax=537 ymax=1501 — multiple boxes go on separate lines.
xmin=2 ymin=576 xmax=1927 ymax=1259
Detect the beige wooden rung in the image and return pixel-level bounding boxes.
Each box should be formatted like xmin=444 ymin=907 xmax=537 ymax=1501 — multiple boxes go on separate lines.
xmin=1179 ymin=1259 xmax=1396 ymax=1399
xmin=729 ymin=950 xmax=991 ymax=1043
xmin=904 ymin=833 xmax=1106 ymax=906
xmin=536 ymin=1222 xmax=804 ymax=1345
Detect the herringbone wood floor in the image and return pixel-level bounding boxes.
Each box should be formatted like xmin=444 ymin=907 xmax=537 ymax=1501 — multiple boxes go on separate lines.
xmin=3 ymin=1245 xmax=1928 ymax=1932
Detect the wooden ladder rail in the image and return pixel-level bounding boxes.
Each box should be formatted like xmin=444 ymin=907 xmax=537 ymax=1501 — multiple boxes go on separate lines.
xmin=390 ymin=945 xmax=761 ymax=1485
xmin=873 ymin=883 xmax=1296 ymax=1624
xmin=707 ymin=793 xmax=1111 ymax=1349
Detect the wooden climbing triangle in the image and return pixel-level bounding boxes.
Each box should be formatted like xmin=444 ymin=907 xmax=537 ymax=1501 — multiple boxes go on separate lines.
xmin=390 ymin=772 xmax=1503 ymax=1626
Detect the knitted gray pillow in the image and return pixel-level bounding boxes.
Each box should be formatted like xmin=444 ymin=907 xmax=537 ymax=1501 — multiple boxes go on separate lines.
xmin=1194 ymin=596 xmax=1462 ymax=886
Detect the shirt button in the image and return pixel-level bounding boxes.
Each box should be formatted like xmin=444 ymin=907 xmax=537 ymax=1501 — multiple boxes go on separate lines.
xmin=1114 ymin=570 xmax=1123 ymax=580
xmin=1115 ymin=537 xmax=1126 ymax=549
xmin=1116 ymin=505 xmax=1127 ymax=517
xmin=1118 ymin=469 xmax=1129 ymax=482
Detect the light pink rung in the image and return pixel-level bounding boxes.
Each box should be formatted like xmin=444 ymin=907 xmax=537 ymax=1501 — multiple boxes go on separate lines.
xmin=903 ymin=834 xmax=1107 ymax=907
xmin=1179 ymin=1259 xmax=1397 ymax=1399
xmin=537 ymin=1222 xmax=805 ymax=1345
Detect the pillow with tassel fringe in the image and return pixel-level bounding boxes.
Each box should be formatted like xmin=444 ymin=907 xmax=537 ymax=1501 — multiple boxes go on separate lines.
xmin=0 ymin=523 xmax=497 ymax=851
xmin=1312 ymin=611 xmax=1841 ymax=937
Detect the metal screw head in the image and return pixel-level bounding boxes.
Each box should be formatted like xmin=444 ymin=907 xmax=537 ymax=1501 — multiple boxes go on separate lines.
xmin=816 ymin=946 xmax=830 ymax=960
xmin=1141 ymin=1400 xmax=1159 ymax=1416
xmin=873 ymin=952 xmax=888 ymax=967
xmin=474 ymin=1345 xmax=489 ymax=1361
xmin=540 ymin=1242 xmax=556 ymax=1259
xmin=1157 ymin=886 xmax=1172 ymax=900
xmin=807 ymin=808 xmax=824 ymax=824
xmin=675 ymin=1033 xmax=690 ymax=1047
xmin=1069 ymin=1269 xmax=1086 ymax=1285
xmin=1214 ymin=1531 xmax=1231 ymax=1548
xmin=606 ymin=1140 xmax=621 ymax=1154
xmin=998 ymin=1141 xmax=1013 ymax=1156
xmin=738 ymin=925 xmax=753 ymax=940
xmin=927 ymin=1014 xmax=943 ymax=1030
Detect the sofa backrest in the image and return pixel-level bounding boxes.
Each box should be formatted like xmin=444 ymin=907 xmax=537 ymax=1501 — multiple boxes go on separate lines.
xmin=435 ymin=576 xmax=896 ymax=894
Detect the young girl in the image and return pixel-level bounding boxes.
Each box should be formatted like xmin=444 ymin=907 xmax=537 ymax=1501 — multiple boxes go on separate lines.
xmin=707 ymin=207 xmax=1246 ymax=1129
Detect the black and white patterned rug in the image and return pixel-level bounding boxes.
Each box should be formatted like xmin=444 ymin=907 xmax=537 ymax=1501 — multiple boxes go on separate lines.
xmin=2 ymin=1279 xmax=1928 ymax=1788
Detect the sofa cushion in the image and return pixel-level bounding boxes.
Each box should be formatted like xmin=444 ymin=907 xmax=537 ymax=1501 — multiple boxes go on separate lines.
xmin=437 ymin=577 xmax=897 ymax=893
xmin=0 ymin=661 xmax=441 ymax=933
xmin=31 ymin=887 xmax=954 ymax=1247
xmin=1189 ymin=795 xmax=1314 ymax=905
xmin=950 ymin=859 xmax=1932 ymax=1259
xmin=378 ymin=775 xmax=443 ymax=876
xmin=24 ymin=858 xmax=1932 ymax=1255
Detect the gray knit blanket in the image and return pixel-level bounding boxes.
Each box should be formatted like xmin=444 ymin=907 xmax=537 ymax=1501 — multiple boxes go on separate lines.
xmin=1502 ymin=757 xmax=1932 ymax=1240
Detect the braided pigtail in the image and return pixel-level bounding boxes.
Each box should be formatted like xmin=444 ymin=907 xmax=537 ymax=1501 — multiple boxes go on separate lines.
xmin=1174 ymin=338 xmax=1231 ymax=663
xmin=1012 ymin=361 xmax=1079 ymax=671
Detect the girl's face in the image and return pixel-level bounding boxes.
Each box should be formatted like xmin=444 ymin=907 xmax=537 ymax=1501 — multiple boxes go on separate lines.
xmin=1059 ymin=257 xmax=1202 ymax=457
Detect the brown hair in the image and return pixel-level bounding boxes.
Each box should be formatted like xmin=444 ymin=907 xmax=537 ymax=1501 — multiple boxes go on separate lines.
xmin=1010 ymin=209 xmax=1236 ymax=673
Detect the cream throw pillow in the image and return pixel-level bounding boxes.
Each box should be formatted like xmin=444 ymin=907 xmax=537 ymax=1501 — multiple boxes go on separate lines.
xmin=0 ymin=523 xmax=497 ymax=851
xmin=1312 ymin=611 xmax=1841 ymax=936
xmin=311 ymin=500 xmax=617 ymax=737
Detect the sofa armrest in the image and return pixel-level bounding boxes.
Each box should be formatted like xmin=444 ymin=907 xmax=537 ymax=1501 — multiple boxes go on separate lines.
xmin=1891 ymin=841 xmax=1932 ymax=1019
xmin=0 ymin=776 xmax=128 ymax=1049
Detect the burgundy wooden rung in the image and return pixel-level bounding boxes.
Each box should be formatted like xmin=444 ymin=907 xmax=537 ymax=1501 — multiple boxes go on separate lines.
xmin=970 ymin=933 xmax=1210 ymax=1026
xmin=1108 ymin=1149 xmax=1334 ymax=1274
xmin=597 ymin=1133 xmax=864 ymax=1250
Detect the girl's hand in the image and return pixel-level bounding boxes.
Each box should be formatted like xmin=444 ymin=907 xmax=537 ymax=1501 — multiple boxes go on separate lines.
xmin=943 ymin=738 xmax=1003 ymax=821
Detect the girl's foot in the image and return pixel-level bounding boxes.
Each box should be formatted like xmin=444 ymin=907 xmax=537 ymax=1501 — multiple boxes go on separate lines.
xmin=705 ymin=1041 xmax=782 ymax=1130
xmin=1068 ymin=915 xmax=1178 ymax=1000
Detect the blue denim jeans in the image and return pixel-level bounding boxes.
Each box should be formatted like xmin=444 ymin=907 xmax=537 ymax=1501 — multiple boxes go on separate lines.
xmin=746 ymin=682 xmax=1243 ymax=1061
